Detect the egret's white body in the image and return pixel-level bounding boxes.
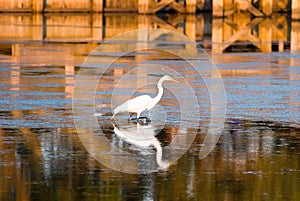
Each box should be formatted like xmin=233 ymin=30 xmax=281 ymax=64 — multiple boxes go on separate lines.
xmin=112 ymin=75 xmax=178 ymax=119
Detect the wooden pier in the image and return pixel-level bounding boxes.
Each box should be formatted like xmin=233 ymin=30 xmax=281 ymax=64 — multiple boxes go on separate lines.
xmin=0 ymin=13 xmax=299 ymax=55
xmin=0 ymin=0 xmax=299 ymax=19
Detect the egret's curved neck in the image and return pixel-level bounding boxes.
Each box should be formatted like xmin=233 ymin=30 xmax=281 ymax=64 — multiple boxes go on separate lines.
xmin=147 ymin=79 xmax=164 ymax=110
xmin=154 ymin=80 xmax=164 ymax=102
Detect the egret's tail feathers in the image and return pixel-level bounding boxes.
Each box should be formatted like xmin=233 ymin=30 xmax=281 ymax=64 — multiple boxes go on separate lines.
xmin=95 ymin=112 xmax=113 ymax=118
xmin=94 ymin=113 xmax=103 ymax=117
xmin=113 ymin=106 xmax=121 ymax=116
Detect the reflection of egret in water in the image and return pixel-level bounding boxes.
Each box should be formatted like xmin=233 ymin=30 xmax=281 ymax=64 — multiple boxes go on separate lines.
xmin=111 ymin=75 xmax=178 ymax=121
xmin=111 ymin=120 xmax=170 ymax=170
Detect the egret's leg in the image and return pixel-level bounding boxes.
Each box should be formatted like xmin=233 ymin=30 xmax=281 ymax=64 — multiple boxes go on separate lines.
xmin=129 ymin=113 xmax=134 ymax=120
xmin=128 ymin=113 xmax=133 ymax=123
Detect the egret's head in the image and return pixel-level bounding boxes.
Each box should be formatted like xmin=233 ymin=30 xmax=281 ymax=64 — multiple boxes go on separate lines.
xmin=161 ymin=75 xmax=179 ymax=83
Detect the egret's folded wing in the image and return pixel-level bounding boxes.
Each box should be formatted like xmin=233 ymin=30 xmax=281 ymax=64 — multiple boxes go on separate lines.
xmin=127 ymin=95 xmax=152 ymax=112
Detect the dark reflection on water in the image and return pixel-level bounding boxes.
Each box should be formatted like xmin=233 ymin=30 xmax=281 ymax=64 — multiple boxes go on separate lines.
xmin=0 ymin=12 xmax=300 ymax=201
xmin=0 ymin=122 xmax=299 ymax=200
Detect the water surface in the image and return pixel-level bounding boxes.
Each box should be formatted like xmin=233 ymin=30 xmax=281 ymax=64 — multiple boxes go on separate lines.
xmin=0 ymin=13 xmax=300 ymax=201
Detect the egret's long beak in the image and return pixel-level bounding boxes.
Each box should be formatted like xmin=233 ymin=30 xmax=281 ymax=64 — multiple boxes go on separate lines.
xmin=170 ymin=77 xmax=179 ymax=83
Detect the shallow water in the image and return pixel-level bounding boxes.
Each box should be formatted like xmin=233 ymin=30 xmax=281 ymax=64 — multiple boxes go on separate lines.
xmin=0 ymin=13 xmax=300 ymax=200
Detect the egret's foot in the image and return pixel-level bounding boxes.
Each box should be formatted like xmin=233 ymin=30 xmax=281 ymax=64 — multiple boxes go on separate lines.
xmin=128 ymin=117 xmax=137 ymax=124
xmin=128 ymin=117 xmax=151 ymax=124
xmin=137 ymin=117 xmax=151 ymax=125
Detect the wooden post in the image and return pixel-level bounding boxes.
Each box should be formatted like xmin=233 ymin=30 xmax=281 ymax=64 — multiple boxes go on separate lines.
xmin=289 ymin=21 xmax=300 ymax=123
xmin=186 ymin=0 xmax=196 ymax=13
xmin=93 ymin=0 xmax=103 ymax=12
xmin=32 ymin=14 xmax=43 ymax=41
xmin=278 ymin=41 xmax=284 ymax=52
xmin=197 ymin=0 xmax=205 ymax=10
xmin=138 ymin=15 xmax=151 ymax=29
xmin=92 ymin=14 xmax=103 ymax=41
xmin=32 ymin=0 xmax=44 ymax=12
xmin=224 ymin=0 xmax=233 ymax=10
xmin=213 ymin=0 xmax=223 ymax=17
xmin=223 ymin=17 xmax=233 ymax=46
xmin=185 ymin=15 xmax=196 ymax=41
xmin=292 ymin=0 xmax=300 ymax=20
xmin=195 ymin=15 xmax=204 ymax=41
xmin=12 ymin=44 xmax=20 ymax=61
xmin=137 ymin=16 xmax=150 ymax=59
xmin=291 ymin=21 xmax=300 ymax=52
xmin=259 ymin=18 xmax=272 ymax=52
xmin=212 ymin=18 xmax=223 ymax=54
xmin=260 ymin=0 xmax=273 ymax=16
xmin=138 ymin=0 xmax=150 ymax=14
xmin=272 ymin=15 xmax=288 ymax=51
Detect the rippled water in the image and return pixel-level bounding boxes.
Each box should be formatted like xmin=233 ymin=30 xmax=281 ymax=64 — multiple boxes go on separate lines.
xmin=0 ymin=13 xmax=300 ymax=200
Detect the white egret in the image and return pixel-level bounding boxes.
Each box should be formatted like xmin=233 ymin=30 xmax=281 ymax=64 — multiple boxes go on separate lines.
xmin=111 ymin=75 xmax=178 ymax=120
